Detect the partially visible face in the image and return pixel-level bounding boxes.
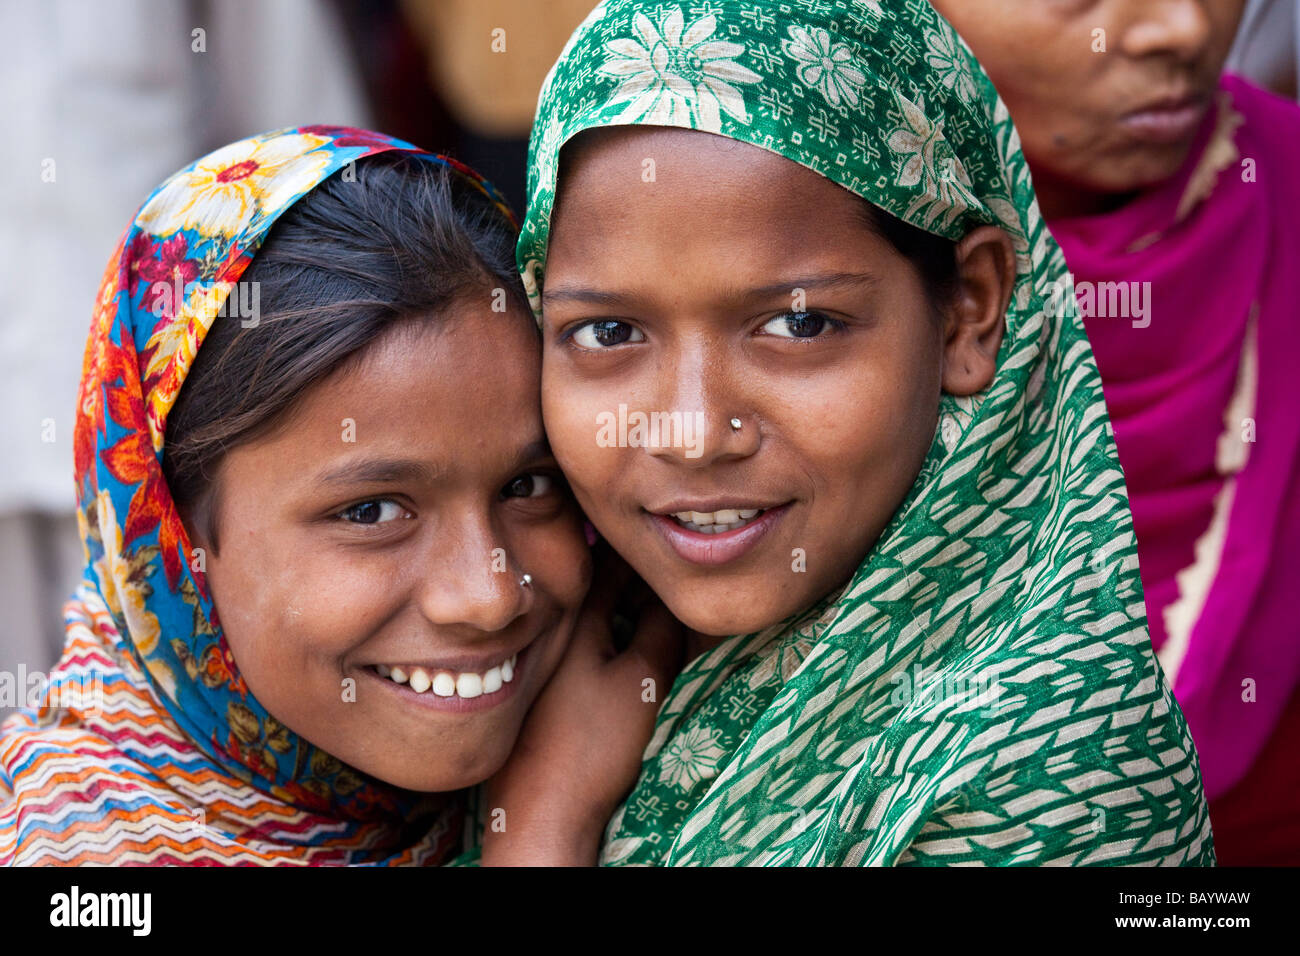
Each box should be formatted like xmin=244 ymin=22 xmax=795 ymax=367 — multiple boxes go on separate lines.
xmin=197 ymin=302 xmax=590 ymax=792
xmin=931 ymin=0 xmax=1246 ymax=216
xmin=540 ymin=128 xmax=946 ymax=637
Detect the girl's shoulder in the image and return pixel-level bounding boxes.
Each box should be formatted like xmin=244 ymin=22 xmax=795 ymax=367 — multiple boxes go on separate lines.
xmin=879 ymin=637 xmax=1213 ymax=865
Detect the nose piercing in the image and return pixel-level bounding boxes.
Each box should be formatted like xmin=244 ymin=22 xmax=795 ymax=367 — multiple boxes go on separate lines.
xmin=729 ymin=417 xmax=743 ymax=431
xmin=519 ymin=573 xmax=532 ymax=588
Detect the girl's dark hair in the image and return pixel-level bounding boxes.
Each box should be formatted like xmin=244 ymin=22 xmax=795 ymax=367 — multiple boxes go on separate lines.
xmin=163 ymin=153 xmax=526 ymax=545
xmin=858 ymin=201 xmax=959 ymax=316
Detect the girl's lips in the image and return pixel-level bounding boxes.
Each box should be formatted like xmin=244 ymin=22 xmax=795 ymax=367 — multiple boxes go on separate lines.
xmin=649 ymin=503 xmax=791 ymax=566
xmin=362 ymin=646 xmax=528 ymax=714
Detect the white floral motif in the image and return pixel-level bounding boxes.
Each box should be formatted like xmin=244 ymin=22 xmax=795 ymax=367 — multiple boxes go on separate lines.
xmin=885 ymin=90 xmax=980 ymax=230
xmin=781 ymin=25 xmax=867 ymax=109
xmin=923 ymin=26 xmax=977 ymax=105
xmin=657 ymin=726 xmax=727 ymax=792
xmin=535 ymin=112 xmax=567 ymax=171
xmin=597 ymin=7 xmax=762 ymax=132
xmin=138 ymin=133 xmax=331 ymax=238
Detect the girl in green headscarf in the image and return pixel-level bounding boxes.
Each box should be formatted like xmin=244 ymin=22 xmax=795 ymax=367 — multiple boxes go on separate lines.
xmin=485 ymin=0 xmax=1214 ymax=865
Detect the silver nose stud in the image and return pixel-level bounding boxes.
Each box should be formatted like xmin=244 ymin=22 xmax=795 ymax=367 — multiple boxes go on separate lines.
xmin=729 ymin=417 xmax=743 ymax=431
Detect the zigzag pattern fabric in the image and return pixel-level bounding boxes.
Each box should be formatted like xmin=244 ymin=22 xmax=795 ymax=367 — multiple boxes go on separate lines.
xmin=1 ymin=588 xmax=458 ymax=865
xmin=520 ymin=0 xmax=1215 ymax=865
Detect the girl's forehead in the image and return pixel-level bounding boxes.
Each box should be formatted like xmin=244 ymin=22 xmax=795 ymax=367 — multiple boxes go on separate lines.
xmin=553 ymin=137 xmax=865 ymax=255
xmin=561 ymin=125 xmax=811 ymax=189
xmin=244 ymin=317 xmax=543 ymax=474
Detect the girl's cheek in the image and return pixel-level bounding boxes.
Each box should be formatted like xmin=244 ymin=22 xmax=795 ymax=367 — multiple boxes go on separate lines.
xmin=537 ymin=519 xmax=594 ymax=612
xmin=547 ymin=400 xmax=613 ymax=493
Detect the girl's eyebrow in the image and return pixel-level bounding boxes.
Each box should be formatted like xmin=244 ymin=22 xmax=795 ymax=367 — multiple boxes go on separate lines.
xmin=542 ymin=286 xmax=630 ymax=306
xmin=315 ymin=442 xmax=552 ymax=489
xmin=541 ymin=272 xmax=880 ymax=308
xmin=315 ymin=457 xmax=442 ymax=486
xmin=740 ymin=271 xmax=880 ymax=303
xmin=507 ymin=439 xmax=555 ymax=472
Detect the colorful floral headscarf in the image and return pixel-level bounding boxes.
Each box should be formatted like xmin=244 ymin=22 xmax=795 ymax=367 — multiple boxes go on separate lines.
xmin=520 ymin=1 xmax=1215 ymax=865
xmin=0 ymin=127 xmax=512 ymax=865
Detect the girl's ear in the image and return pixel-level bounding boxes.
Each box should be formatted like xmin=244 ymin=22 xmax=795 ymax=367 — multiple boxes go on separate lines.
xmin=941 ymin=225 xmax=1016 ymax=396
xmin=177 ymin=487 xmax=220 ymax=558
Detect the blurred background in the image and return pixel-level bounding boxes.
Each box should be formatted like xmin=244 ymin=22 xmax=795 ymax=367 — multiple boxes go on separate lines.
xmin=0 ymin=0 xmax=1295 ymax=722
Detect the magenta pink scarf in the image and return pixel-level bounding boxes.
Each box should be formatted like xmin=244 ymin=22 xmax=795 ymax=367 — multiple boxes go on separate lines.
xmin=1048 ymin=74 xmax=1300 ymax=802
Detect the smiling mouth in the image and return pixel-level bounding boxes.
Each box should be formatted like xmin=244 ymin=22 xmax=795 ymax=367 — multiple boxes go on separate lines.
xmin=648 ymin=501 xmax=792 ymax=566
xmin=370 ymin=652 xmax=518 ymax=700
xmin=669 ymin=507 xmax=767 ymax=534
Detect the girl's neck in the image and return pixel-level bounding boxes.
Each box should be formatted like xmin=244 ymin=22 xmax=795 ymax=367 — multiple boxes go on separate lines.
xmin=685 ymin=629 xmax=723 ymax=661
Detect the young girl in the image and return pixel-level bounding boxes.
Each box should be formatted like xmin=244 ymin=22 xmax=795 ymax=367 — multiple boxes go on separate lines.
xmin=931 ymin=0 xmax=1299 ymax=866
xmin=484 ymin=0 xmax=1216 ymax=865
xmin=0 ymin=127 xmax=674 ymax=865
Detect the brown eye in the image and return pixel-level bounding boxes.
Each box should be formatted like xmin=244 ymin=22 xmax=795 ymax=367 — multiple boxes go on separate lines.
xmin=570 ymin=320 xmax=645 ymax=348
xmin=338 ymin=500 xmax=406 ymax=524
xmin=762 ymin=311 xmax=834 ymax=338
xmin=502 ymin=473 xmax=555 ymax=499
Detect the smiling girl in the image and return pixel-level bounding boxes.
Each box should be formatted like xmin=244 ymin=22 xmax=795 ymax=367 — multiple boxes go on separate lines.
xmin=0 ymin=127 xmax=673 ymax=865
xmin=485 ymin=0 xmax=1216 ymax=865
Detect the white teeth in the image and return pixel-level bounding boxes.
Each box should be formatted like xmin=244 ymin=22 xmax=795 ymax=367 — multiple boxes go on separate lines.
xmin=670 ymin=507 xmax=766 ymax=533
xmin=376 ymin=654 xmax=519 ymax=699
xmin=432 ymin=672 xmax=456 ymax=697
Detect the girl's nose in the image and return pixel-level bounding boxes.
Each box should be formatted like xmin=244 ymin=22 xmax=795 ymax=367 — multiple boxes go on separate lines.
xmin=644 ymin=346 xmax=760 ymax=467
xmin=414 ymin=524 xmax=532 ymax=633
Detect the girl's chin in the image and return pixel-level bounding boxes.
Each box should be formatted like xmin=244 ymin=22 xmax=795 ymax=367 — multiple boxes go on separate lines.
xmin=355 ymin=744 xmax=515 ymax=793
xmin=663 ymin=589 xmax=789 ymax=639
xmin=655 ymin=566 xmax=859 ymax=638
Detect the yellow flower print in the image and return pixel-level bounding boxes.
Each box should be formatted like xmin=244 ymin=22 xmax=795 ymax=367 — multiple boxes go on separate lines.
xmin=138 ymin=132 xmax=331 ymax=238
xmin=93 ymin=492 xmax=162 ymax=657
xmin=143 ymin=282 xmax=228 ymax=450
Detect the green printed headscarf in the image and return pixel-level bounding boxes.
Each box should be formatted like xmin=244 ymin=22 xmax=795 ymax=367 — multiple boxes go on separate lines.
xmin=521 ymin=0 xmax=1214 ymax=865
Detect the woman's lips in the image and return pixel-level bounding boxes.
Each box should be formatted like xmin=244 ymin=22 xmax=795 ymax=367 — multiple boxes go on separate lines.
xmin=648 ymin=503 xmax=791 ymax=566
xmin=1120 ymin=95 xmax=1208 ymax=144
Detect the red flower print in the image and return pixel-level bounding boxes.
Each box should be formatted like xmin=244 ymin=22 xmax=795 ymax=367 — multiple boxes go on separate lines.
xmin=100 ymin=389 xmax=189 ymax=589
xmin=299 ymin=125 xmax=397 ymax=152
xmin=131 ymin=233 xmax=200 ymax=318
